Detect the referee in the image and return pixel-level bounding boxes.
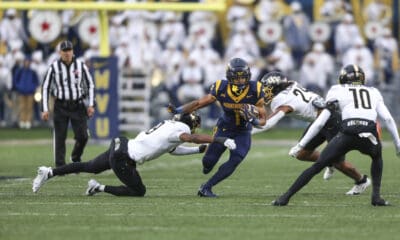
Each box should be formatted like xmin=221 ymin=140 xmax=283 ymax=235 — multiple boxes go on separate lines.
xmin=41 ymin=40 xmax=96 ymax=167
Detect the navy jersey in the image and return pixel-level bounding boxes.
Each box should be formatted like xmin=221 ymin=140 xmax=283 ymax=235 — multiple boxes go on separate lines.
xmin=210 ymin=79 xmax=264 ymax=131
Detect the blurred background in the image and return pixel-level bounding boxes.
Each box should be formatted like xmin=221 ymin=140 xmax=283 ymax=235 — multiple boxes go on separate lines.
xmin=0 ymin=0 xmax=399 ymax=138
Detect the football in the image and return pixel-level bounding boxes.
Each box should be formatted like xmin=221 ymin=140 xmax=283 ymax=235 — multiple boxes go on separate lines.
xmin=240 ymin=104 xmax=259 ymax=121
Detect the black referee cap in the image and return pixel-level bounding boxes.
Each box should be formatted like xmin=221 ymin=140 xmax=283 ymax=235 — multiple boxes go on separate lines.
xmin=60 ymin=40 xmax=73 ymax=51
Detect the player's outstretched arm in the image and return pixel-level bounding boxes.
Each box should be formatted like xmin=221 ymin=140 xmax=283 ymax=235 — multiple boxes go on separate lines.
xmin=179 ymin=133 xmax=236 ymax=150
xmin=168 ymin=94 xmax=216 ymax=114
xmin=251 ymin=105 xmax=291 ymax=134
xmin=376 ymin=101 xmax=400 ymax=157
xmin=170 ymin=145 xmax=208 ymax=155
xmin=289 ymin=109 xmax=331 ymax=157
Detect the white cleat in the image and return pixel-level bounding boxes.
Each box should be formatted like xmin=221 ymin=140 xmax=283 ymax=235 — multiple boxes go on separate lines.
xmin=323 ymin=167 xmax=335 ymax=180
xmin=346 ymin=177 xmax=371 ymax=195
xmin=86 ymin=179 xmax=101 ymax=196
xmin=32 ymin=166 xmax=51 ymax=193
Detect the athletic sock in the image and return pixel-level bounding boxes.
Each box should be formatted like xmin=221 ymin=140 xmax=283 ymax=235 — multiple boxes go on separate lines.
xmin=356 ymin=175 xmax=367 ymax=185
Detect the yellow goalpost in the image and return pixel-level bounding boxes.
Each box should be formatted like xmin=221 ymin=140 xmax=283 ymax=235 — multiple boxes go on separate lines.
xmin=0 ymin=1 xmax=226 ymax=56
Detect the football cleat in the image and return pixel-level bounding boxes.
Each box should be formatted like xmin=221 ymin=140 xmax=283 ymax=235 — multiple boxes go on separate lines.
xmin=202 ymin=167 xmax=213 ymax=175
xmin=323 ymin=167 xmax=335 ymax=180
xmin=371 ymin=197 xmax=390 ymax=206
xmin=32 ymin=166 xmax=51 ymax=193
xmin=86 ymin=179 xmax=101 ymax=196
xmin=346 ymin=177 xmax=371 ymax=195
xmin=271 ymin=196 xmax=289 ymax=206
xmin=197 ymin=184 xmax=217 ymax=198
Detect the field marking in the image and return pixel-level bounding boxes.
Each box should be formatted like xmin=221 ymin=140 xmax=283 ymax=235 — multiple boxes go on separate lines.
xmin=4 ymin=210 xmax=400 ymax=220
xmin=0 ymin=138 xmax=393 ymax=147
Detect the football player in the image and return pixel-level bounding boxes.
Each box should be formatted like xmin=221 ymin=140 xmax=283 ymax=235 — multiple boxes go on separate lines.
xmin=273 ymin=64 xmax=400 ymax=206
xmin=32 ymin=113 xmax=237 ymax=196
xmin=168 ymin=58 xmax=267 ymax=197
xmin=253 ymin=71 xmax=371 ymax=195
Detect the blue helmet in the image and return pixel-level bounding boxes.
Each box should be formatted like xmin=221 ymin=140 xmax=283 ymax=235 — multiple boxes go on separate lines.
xmin=226 ymin=58 xmax=251 ymax=96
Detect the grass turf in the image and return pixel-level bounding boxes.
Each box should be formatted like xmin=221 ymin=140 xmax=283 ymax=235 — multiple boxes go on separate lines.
xmin=0 ymin=128 xmax=399 ymax=240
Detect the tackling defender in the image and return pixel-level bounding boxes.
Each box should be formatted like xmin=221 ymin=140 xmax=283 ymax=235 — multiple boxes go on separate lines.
xmin=253 ymin=71 xmax=370 ymax=195
xmin=169 ymin=58 xmax=267 ymax=197
xmin=32 ymin=113 xmax=237 ymax=196
xmin=273 ymin=64 xmax=400 ymax=206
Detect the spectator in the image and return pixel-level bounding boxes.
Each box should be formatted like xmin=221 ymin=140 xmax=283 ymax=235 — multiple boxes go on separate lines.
xmin=299 ymin=43 xmax=335 ymax=95
xmin=0 ymin=56 xmax=12 ymax=127
xmin=176 ymin=53 xmax=206 ymax=104
xmin=334 ymin=14 xmax=362 ymax=60
xmin=0 ymin=9 xmax=28 ymax=49
xmin=282 ymin=1 xmax=311 ymax=68
xmin=342 ymin=37 xmax=374 ymax=85
xmin=13 ymin=57 xmax=39 ymax=129
xmin=373 ymin=28 xmax=399 ymax=85
xmin=363 ymin=0 xmax=392 ymax=27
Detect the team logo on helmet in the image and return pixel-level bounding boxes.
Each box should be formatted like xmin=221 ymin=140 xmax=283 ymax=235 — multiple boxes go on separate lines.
xmin=173 ymin=112 xmax=201 ymax=132
xmin=260 ymin=71 xmax=291 ymax=105
xmin=226 ymin=58 xmax=251 ymax=96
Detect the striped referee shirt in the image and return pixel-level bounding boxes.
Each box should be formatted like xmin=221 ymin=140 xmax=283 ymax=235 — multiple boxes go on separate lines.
xmin=41 ymin=57 xmax=95 ymax=112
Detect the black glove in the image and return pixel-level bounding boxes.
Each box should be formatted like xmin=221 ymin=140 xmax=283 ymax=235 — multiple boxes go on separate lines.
xmin=199 ymin=144 xmax=208 ymax=153
xmin=167 ymin=103 xmax=177 ymax=114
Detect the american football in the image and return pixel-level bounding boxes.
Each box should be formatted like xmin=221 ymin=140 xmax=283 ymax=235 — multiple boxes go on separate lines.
xmin=240 ymin=104 xmax=259 ymax=121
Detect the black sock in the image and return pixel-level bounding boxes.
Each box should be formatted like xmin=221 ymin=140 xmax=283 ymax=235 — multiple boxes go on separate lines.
xmin=356 ymin=175 xmax=367 ymax=185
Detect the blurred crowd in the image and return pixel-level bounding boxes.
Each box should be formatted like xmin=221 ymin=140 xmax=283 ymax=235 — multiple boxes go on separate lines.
xmin=0 ymin=0 xmax=399 ymax=129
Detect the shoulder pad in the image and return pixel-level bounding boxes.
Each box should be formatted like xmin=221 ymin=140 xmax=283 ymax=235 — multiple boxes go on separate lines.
xmin=311 ymin=96 xmax=326 ymax=109
xmin=325 ymin=100 xmax=339 ymax=112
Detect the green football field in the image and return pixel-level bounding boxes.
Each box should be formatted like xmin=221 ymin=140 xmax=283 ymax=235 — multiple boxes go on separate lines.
xmin=0 ymin=128 xmax=399 ymax=240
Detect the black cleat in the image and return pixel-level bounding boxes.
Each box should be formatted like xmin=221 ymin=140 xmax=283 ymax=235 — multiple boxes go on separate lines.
xmin=197 ymin=184 xmax=217 ymax=198
xmin=202 ymin=167 xmax=212 ymax=174
xmin=272 ymin=195 xmax=289 ymax=206
xmin=371 ymin=198 xmax=390 ymax=206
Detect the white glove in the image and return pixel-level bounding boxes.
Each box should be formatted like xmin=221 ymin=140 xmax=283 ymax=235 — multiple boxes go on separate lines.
xmin=224 ymin=139 xmax=237 ymax=150
xmin=289 ymin=143 xmax=303 ymax=158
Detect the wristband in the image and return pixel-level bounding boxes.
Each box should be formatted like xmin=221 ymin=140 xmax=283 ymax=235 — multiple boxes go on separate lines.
xmin=250 ymin=118 xmax=260 ymax=127
xmin=175 ymin=106 xmax=183 ymax=114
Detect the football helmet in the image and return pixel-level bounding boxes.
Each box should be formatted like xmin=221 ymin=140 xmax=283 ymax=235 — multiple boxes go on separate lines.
xmin=173 ymin=112 xmax=201 ymax=131
xmin=226 ymin=58 xmax=251 ymax=96
xmin=260 ymin=71 xmax=292 ymax=105
xmin=339 ymin=64 xmax=365 ymax=85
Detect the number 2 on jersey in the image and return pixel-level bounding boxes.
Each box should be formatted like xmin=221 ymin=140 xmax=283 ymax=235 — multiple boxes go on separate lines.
xmin=293 ymin=87 xmax=312 ymax=103
xmin=145 ymin=121 xmax=165 ymax=134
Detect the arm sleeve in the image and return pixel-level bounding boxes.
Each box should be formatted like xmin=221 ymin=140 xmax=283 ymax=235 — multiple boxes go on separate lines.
xmin=170 ymin=145 xmax=201 ymax=155
xmin=298 ymin=109 xmax=331 ymax=147
xmin=252 ymin=110 xmax=286 ymax=134
xmin=376 ymin=101 xmax=400 ymax=147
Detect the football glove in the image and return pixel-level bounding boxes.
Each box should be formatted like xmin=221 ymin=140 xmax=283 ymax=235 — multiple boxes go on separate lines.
xmin=167 ymin=103 xmax=183 ymax=114
xmin=239 ymin=104 xmax=259 ymax=123
xmin=289 ymin=143 xmax=304 ymax=158
xmin=223 ymin=139 xmax=236 ymax=150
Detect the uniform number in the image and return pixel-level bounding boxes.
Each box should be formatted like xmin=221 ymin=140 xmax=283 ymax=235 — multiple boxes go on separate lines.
xmin=349 ymin=88 xmax=371 ymax=109
xmin=145 ymin=121 xmax=165 ymax=134
xmin=293 ymin=87 xmax=312 ymax=103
